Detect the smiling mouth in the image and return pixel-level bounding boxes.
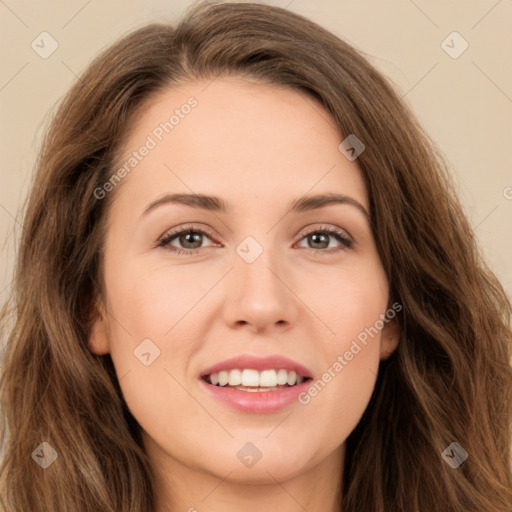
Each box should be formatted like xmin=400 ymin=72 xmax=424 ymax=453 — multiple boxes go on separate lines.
xmin=201 ymin=368 xmax=312 ymax=392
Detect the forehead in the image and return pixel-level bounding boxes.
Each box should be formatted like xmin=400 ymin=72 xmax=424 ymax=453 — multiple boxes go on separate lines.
xmin=110 ymin=75 xmax=368 ymax=215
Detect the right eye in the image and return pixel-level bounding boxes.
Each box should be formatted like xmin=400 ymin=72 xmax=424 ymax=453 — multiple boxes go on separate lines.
xmin=158 ymin=225 xmax=220 ymax=255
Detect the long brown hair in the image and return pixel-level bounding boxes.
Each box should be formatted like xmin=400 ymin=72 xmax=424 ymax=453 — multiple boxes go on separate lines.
xmin=1 ymin=1 xmax=511 ymax=510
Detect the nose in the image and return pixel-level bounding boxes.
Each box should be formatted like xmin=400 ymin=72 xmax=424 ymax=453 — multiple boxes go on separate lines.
xmin=222 ymin=242 xmax=298 ymax=334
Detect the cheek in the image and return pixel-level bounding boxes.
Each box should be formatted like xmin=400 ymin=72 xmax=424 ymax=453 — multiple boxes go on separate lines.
xmin=301 ymin=257 xmax=389 ymax=346
xmin=103 ymin=257 xmax=223 ymax=403
xmin=299 ymin=358 xmax=377 ymax=457
xmin=102 ymin=260 xmax=206 ymax=407
xmin=105 ymin=257 xmax=216 ymax=341
xmin=296 ymin=258 xmax=388 ymax=424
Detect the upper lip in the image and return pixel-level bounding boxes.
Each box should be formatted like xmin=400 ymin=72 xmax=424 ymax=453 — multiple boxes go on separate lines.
xmin=200 ymin=354 xmax=313 ymax=379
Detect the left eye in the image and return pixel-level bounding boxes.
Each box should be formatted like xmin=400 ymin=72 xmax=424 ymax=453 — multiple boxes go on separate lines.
xmin=158 ymin=225 xmax=352 ymax=255
xmin=296 ymin=228 xmax=352 ymax=252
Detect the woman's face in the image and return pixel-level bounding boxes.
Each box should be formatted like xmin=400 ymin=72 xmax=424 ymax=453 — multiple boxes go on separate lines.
xmin=90 ymin=76 xmax=397 ymax=487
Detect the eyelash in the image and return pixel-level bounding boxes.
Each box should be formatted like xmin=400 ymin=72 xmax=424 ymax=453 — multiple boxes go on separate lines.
xmin=157 ymin=224 xmax=353 ymax=256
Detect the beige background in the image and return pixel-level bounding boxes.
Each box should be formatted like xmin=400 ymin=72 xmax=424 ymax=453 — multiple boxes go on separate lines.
xmin=1 ymin=0 xmax=511 ymax=304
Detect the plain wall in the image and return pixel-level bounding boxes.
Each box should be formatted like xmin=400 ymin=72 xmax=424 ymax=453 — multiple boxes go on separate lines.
xmin=1 ymin=0 xmax=511 ymax=303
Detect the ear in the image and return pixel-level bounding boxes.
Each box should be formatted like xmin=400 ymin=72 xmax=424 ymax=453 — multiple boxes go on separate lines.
xmin=87 ymin=298 xmax=111 ymax=356
xmin=380 ymin=317 xmax=400 ymax=360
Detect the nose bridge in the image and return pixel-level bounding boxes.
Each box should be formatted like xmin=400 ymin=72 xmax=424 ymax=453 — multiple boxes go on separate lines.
xmin=223 ymin=231 xmax=296 ymax=331
xmin=235 ymin=232 xmax=285 ymax=298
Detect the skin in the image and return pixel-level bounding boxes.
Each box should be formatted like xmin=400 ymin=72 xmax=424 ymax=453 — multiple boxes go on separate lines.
xmin=89 ymin=75 xmax=399 ymax=512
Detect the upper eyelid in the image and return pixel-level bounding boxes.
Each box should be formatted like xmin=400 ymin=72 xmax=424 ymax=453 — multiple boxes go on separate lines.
xmin=159 ymin=224 xmax=217 ymax=242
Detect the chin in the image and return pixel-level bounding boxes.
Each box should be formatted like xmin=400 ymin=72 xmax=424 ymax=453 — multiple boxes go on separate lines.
xmin=194 ymin=438 xmax=321 ymax=484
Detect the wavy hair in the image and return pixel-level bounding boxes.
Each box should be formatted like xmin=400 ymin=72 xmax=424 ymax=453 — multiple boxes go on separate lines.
xmin=1 ymin=1 xmax=511 ymax=510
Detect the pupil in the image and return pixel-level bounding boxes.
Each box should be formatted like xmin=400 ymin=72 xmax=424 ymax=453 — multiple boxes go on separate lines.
xmin=181 ymin=232 xmax=202 ymax=248
xmin=310 ymin=233 xmax=328 ymax=249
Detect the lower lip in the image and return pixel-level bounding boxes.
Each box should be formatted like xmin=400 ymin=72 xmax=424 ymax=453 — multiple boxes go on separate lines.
xmin=199 ymin=378 xmax=312 ymax=413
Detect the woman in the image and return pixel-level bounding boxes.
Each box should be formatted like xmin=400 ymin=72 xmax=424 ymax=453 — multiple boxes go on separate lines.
xmin=1 ymin=1 xmax=511 ymax=511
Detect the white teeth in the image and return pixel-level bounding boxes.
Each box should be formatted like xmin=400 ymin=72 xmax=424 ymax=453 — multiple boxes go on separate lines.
xmin=218 ymin=370 xmax=229 ymax=387
xmin=259 ymin=369 xmax=277 ymax=387
xmin=276 ymin=369 xmax=288 ymax=385
xmin=228 ymin=369 xmax=242 ymax=386
xmin=241 ymin=369 xmax=259 ymax=387
xmin=287 ymin=371 xmax=297 ymax=386
xmin=206 ymin=368 xmax=308 ymax=388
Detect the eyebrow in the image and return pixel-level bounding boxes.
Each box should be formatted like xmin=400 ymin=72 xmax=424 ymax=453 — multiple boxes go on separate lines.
xmin=141 ymin=192 xmax=369 ymax=218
